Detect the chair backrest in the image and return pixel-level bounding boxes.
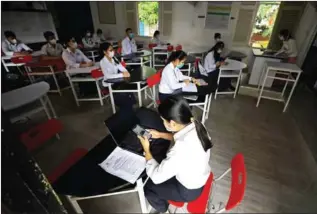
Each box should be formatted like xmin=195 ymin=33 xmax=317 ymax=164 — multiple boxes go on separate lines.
xmin=11 ymin=55 xmax=33 ymax=64
xmin=167 ymin=45 xmax=174 ymax=52
xmin=149 ymin=43 xmax=157 ymax=49
xmin=91 ymin=68 xmax=104 ymax=78
xmin=175 ymin=44 xmax=183 ymax=51
xmin=121 ymin=60 xmax=126 ymax=68
xmin=146 ymin=69 xmax=163 ymax=88
xmin=225 ymin=153 xmax=246 ymax=211
xmin=117 ymin=47 xmax=122 ymax=54
xmin=187 ymin=172 xmax=214 ymax=214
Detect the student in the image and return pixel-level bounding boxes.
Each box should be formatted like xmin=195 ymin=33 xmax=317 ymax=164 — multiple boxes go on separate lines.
xmin=137 ymin=96 xmax=212 ymax=213
xmin=214 ymin=32 xmax=222 ymax=43
xmin=41 ymin=31 xmax=64 ymax=60
xmin=151 ymin=30 xmax=164 ymax=46
xmin=158 ymin=50 xmax=198 ymax=102
xmin=121 ymin=28 xmax=137 ymax=55
xmin=82 ymin=30 xmax=96 ymax=49
xmin=275 ymin=29 xmax=297 ymax=63
xmin=203 ymin=41 xmax=232 ymax=91
xmin=93 ymin=28 xmax=106 ymax=44
xmin=99 ymin=42 xmax=136 ymax=109
xmin=99 ymin=42 xmax=130 ymax=86
xmin=2 ymin=31 xmax=32 ymax=56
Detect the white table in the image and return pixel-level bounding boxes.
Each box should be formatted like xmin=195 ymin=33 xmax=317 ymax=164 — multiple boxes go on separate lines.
xmin=215 ymin=59 xmax=247 ymax=99
xmin=64 ymin=63 xmax=109 ymax=106
xmin=2 ymin=81 xmax=57 ymax=122
xmin=256 ymin=61 xmax=302 ymax=112
xmin=122 ymin=50 xmax=153 ymax=68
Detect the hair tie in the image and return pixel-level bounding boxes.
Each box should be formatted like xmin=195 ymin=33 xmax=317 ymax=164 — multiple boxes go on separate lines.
xmin=190 ymin=117 xmax=194 ymax=122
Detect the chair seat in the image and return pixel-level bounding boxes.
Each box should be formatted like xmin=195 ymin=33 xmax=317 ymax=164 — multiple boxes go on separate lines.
xmin=220 ymin=70 xmax=240 ymax=77
xmin=20 ymin=119 xmax=63 ymax=152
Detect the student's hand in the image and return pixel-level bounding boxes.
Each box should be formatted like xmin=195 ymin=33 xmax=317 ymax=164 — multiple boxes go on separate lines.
xmin=147 ymin=129 xmax=162 ymax=139
xmin=191 ymin=78 xmax=198 ymax=85
xmin=184 ymin=79 xmax=191 ymax=85
xmin=80 ymin=63 xmax=88 ymax=68
xmin=122 ymin=71 xmax=130 ymax=77
xmin=137 ymin=135 xmax=150 ymax=153
xmin=216 ymin=61 xmax=222 ymax=67
xmin=87 ymin=61 xmax=94 ymax=67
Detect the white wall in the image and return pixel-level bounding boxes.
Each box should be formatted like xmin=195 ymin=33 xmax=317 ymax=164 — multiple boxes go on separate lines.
xmin=295 ymin=3 xmax=317 ymax=67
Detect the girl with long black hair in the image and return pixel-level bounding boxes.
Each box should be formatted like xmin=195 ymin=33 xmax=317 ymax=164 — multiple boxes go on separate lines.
xmin=137 ymin=96 xmax=212 ymax=213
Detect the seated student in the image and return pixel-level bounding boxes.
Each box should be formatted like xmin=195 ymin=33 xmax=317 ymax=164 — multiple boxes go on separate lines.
xmin=203 ymin=41 xmax=233 ymax=91
xmin=137 ymin=96 xmax=212 ymax=213
xmin=2 ymin=31 xmax=32 ymax=56
xmin=82 ymin=30 xmax=97 ymax=49
xmin=93 ymin=28 xmax=106 ymax=44
xmin=158 ymin=50 xmax=198 ymax=102
xmin=41 ymin=31 xmax=64 ymax=60
xmin=214 ymin=32 xmax=222 ymax=43
xmin=121 ymin=28 xmax=137 ymax=55
xmin=151 ymin=30 xmax=165 ymax=46
xmin=99 ymin=42 xmax=136 ymax=109
xmin=275 ymin=29 xmax=297 ymax=63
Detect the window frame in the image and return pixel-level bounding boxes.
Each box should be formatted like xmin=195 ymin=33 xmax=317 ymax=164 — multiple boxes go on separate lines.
xmin=135 ymin=1 xmax=160 ymax=38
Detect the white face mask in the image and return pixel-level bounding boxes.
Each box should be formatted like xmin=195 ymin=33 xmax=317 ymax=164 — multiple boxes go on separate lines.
xmin=11 ymin=39 xmax=17 ymax=44
xmin=215 ymin=38 xmax=221 ymax=42
xmin=71 ymin=42 xmax=78 ymax=49
xmin=49 ymin=39 xmax=57 ymax=45
xmin=86 ymin=33 xmax=91 ymax=37
xmin=217 ymin=49 xmax=222 ymax=54
xmin=109 ymin=51 xmax=114 ymax=58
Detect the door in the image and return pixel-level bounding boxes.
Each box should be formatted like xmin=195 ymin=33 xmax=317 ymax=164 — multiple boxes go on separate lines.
xmin=302 ymin=31 xmax=317 ymax=91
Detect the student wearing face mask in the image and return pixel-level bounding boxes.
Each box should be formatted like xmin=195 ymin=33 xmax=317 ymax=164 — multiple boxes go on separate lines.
xmin=41 ymin=31 xmax=64 ymax=60
xmin=82 ymin=30 xmax=97 ymax=49
xmin=93 ymin=28 xmax=106 ymax=44
xmin=159 ymin=50 xmax=199 ymax=102
xmin=203 ymin=41 xmax=233 ymax=92
xmin=137 ymin=96 xmax=212 ymax=213
xmin=151 ymin=30 xmax=165 ymax=46
xmin=214 ymin=32 xmax=222 ymax=43
xmin=274 ymin=29 xmax=297 ymax=63
xmin=2 ymin=31 xmax=32 ymax=56
xmin=121 ymin=28 xmax=137 ymax=55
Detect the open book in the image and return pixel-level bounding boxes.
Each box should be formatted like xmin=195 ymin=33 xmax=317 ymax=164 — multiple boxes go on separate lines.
xmin=99 ymin=147 xmax=146 ymax=184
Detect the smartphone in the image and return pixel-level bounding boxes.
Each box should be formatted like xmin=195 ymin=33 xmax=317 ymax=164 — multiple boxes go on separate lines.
xmin=132 ymin=124 xmax=152 ymax=139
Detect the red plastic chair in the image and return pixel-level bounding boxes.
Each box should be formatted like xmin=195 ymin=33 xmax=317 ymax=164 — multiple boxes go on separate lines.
xmin=11 ymin=55 xmax=33 ymax=64
xmin=91 ymin=68 xmax=104 ymax=78
xmin=146 ymin=69 xmax=163 ymax=107
xmin=20 ymin=119 xmax=63 ymax=152
xmin=175 ymin=45 xmax=183 ymax=51
xmin=167 ymin=45 xmax=174 ymax=52
xmin=117 ymin=47 xmax=122 ymax=54
xmin=47 ymin=148 xmax=88 ymax=184
xmin=168 ymin=153 xmax=246 ymax=213
xmin=121 ymin=60 xmax=126 ymax=68
xmin=148 ymin=43 xmax=157 ymax=49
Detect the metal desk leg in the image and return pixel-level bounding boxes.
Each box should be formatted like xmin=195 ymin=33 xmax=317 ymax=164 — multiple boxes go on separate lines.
xmin=215 ymin=69 xmax=222 ymax=99
xmin=256 ymin=68 xmax=269 ymax=107
xmin=95 ymin=80 xmax=104 ymax=106
xmin=136 ymin=179 xmax=148 ymax=213
xmin=234 ymin=69 xmax=242 ymax=98
xmin=68 ymin=78 xmax=80 ymax=107
xmin=109 ymin=85 xmax=116 ymax=114
xmin=46 ymin=95 xmax=57 ymax=118
xmin=283 ymin=73 xmax=300 ymax=113
xmin=138 ymin=83 xmax=142 ymax=107
xmin=40 ymin=96 xmax=52 ymax=119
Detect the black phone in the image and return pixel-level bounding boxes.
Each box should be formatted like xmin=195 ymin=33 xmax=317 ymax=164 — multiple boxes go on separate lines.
xmin=132 ymin=124 xmax=152 ymax=139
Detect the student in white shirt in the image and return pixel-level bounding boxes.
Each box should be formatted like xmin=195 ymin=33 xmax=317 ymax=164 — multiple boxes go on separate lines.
xmin=121 ymin=28 xmax=137 ymax=55
xmin=275 ymin=29 xmax=298 ymax=63
xmin=41 ymin=31 xmax=64 ymax=60
xmin=99 ymin=42 xmax=130 ymax=87
xmin=82 ymin=30 xmax=97 ymax=49
xmin=93 ymin=29 xmax=106 ymax=44
xmin=137 ymin=96 xmax=212 ymax=213
xmin=159 ymin=50 xmax=198 ymax=101
xmin=203 ymin=41 xmax=233 ymax=92
xmin=151 ymin=30 xmax=165 ymax=46
xmin=2 ymin=31 xmax=32 ymax=56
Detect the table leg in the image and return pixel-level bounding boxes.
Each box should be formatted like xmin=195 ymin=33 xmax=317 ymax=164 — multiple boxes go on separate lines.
xmin=95 ymin=80 xmax=104 ymax=106
xmin=215 ymin=69 xmax=222 ymax=99
xmin=256 ymin=68 xmax=269 ymax=107
xmin=136 ymin=179 xmax=148 ymax=213
xmin=150 ymin=55 xmax=152 ymax=68
xmin=138 ymin=83 xmax=142 ymax=107
xmin=234 ymin=69 xmax=242 ymax=98
xmin=66 ymin=196 xmax=84 ymax=214
xmin=281 ymin=75 xmax=290 ymax=97
xmin=40 ymin=96 xmax=52 ymax=119
xmin=109 ymin=85 xmax=116 ymax=114
xmin=51 ymin=66 xmax=62 ymax=96
xmin=69 ymin=80 xmax=80 ymax=107
xmin=46 ymin=95 xmax=57 ymax=118
xmin=283 ymin=73 xmax=300 ymax=113
xmin=188 ymin=63 xmax=191 ymax=76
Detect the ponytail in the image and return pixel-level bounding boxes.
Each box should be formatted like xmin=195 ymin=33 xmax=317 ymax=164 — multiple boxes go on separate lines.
xmin=158 ymin=96 xmax=213 ymax=152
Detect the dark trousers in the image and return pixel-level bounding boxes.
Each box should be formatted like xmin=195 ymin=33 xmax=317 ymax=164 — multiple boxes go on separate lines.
xmin=144 ymin=177 xmax=203 ymax=212
xmin=205 ymin=69 xmax=232 ymax=92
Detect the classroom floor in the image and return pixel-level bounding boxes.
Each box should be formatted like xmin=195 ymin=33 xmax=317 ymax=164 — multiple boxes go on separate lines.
xmin=28 ymin=86 xmax=317 ymax=213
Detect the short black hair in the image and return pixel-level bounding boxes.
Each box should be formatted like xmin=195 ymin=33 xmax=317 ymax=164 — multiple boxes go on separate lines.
xmin=64 ymin=36 xmax=76 ymax=47
xmin=153 ymin=30 xmax=160 ymax=38
xmin=97 ymin=29 xmax=103 ymax=34
xmin=279 ymin=29 xmax=291 ymax=40
xmin=99 ymin=42 xmax=112 ymax=52
xmin=43 ymin=31 xmax=55 ymax=40
xmin=214 ymin=33 xmax=221 ymax=39
xmin=126 ymin=28 xmax=132 ymax=33
xmin=4 ymin=31 xmax=16 ymax=39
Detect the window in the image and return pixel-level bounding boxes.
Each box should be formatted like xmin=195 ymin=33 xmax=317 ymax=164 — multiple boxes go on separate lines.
xmin=137 ymin=2 xmax=159 ymax=37
xmin=249 ymin=2 xmax=281 ymax=48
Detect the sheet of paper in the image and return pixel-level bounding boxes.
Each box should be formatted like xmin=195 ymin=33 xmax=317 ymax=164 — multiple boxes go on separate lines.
xmin=99 ymin=147 xmax=146 ymax=184
xmin=182 ymin=83 xmax=198 ymax=92
xmin=197 ymin=79 xmax=208 ymax=86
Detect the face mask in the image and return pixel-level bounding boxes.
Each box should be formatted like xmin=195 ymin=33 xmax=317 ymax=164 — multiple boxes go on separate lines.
xmin=71 ymin=42 xmax=78 ymax=49
xmin=86 ymin=33 xmax=91 ymax=37
xmin=49 ymin=39 xmax=57 ymax=45
xmin=215 ymin=38 xmax=221 ymax=42
xmin=176 ymin=63 xmax=184 ymax=69
xmin=279 ymin=36 xmax=284 ymax=41
xmin=129 ymin=33 xmax=134 ymax=39
xmin=217 ymin=49 xmax=222 ymax=54
xmin=11 ymin=39 xmax=17 ymax=44
xmin=109 ymin=51 xmax=115 ymax=58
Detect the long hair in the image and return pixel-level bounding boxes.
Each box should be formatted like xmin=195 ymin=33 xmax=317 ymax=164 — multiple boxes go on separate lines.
xmin=158 ymin=96 xmax=213 ymax=152
xmin=166 ymin=50 xmax=187 ymax=65
xmin=279 ymin=29 xmax=291 ymax=41
xmin=204 ymin=41 xmax=225 ymax=62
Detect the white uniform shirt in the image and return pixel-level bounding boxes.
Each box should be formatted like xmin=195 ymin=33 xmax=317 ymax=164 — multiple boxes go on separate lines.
xmin=62 ymin=48 xmax=91 ymax=70
xmin=204 ymin=51 xmax=217 ymax=73
xmin=1 ymin=40 xmax=32 ymax=56
xmin=280 ymin=39 xmax=298 ymax=57
xmin=146 ymin=122 xmax=211 ymax=189
xmin=100 ymin=56 xmax=126 ymax=87
xmin=93 ymin=33 xmax=106 ymax=44
xmin=82 ymin=37 xmax=95 ymax=49
xmin=151 ymin=37 xmax=163 ymax=46
xmin=121 ymin=36 xmax=137 ymax=55
xmin=159 ymin=62 xmax=191 ymax=94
